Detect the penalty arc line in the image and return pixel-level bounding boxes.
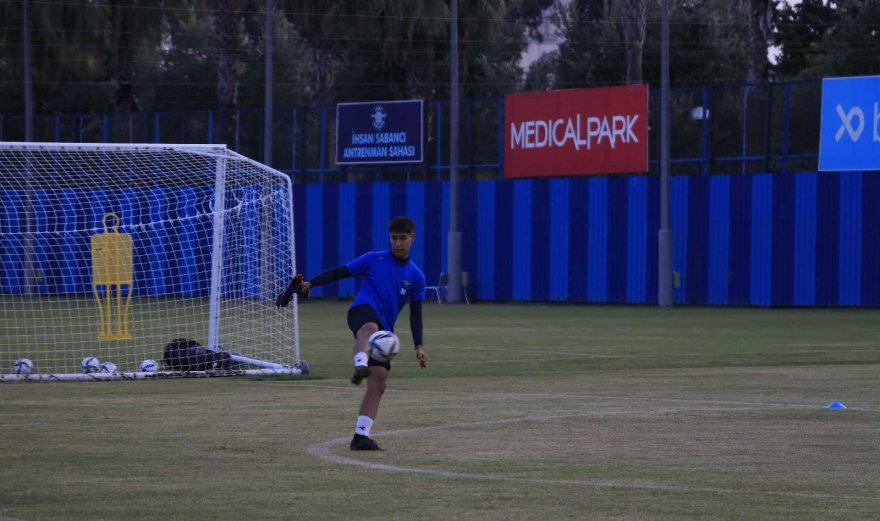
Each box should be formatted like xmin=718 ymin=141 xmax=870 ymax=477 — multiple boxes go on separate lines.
xmin=308 ymin=412 xmax=880 ymax=502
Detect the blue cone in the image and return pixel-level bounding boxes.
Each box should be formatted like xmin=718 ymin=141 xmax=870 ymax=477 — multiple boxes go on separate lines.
xmin=825 ymin=401 xmax=847 ymax=409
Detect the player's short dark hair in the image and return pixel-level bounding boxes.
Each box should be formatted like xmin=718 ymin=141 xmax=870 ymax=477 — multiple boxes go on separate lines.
xmin=388 ymin=216 xmax=415 ymax=234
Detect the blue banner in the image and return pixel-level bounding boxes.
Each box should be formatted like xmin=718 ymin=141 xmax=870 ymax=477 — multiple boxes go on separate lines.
xmin=819 ymin=76 xmax=880 ymax=172
xmin=336 ymin=100 xmax=423 ymax=164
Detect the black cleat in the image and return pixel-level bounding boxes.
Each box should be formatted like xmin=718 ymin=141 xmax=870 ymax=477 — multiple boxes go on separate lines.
xmin=350 ymin=365 xmax=371 ymax=385
xmin=350 ymin=434 xmax=385 ymax=451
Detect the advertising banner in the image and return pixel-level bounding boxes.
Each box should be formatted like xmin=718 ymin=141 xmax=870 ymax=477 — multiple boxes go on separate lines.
xmin=503 ymin=85 xmax=649 ymax=179
xmin=819 ymin=75 xmax=880 ymax=172
xmin=336 ymin=99 xmax=423 ymax=165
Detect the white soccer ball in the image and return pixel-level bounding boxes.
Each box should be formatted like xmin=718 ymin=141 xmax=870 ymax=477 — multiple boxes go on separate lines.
xmin=99 ymin=361 xmax=118 ymax=374
xmin=81 ymin=356 xmax=101 ymax=374
xmin=139 ymin=359 xmax=159 ymax=373
xmin=13 ymin=358 xmax=33 ymax=375
xmin=368 ymin=330 xmax=400 ymax=362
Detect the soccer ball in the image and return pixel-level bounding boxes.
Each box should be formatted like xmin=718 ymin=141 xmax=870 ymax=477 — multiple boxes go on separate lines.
xmin=368 ymin=330 xmax=400 ymax=362
xmin=99 ymin=361 xmax=118 ymax=374
xmin=81 ymin=356 xmax=101 ymax=374
xmin=13 ymin=358 xmax=33 ymax=375
xmin=139 ymin=359 xmax=159 ymax=373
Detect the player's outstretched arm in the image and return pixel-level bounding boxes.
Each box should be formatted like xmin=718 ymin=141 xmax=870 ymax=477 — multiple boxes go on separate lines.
xmin=276 ymin=265 xmax=353 ymax=308
xmin=415 ymin=345 xmax=427 ymax=368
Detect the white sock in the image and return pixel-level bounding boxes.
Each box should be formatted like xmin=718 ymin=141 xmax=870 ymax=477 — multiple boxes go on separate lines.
xmin=354 ymin=352 xmax=368 ymax=367
xmin=355 ymin=415 xmax=373 ymax=437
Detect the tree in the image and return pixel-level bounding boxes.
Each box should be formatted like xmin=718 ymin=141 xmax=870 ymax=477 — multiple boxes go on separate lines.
xmin=777 ymin=0 xmax=880 ymax=79
xmin=374 ymin=0 xmax=450 ymax=101
xmin=105 ymin=0 xmax=167 ymax=111
xmin=744 ymin=0 xmax=772 ymax=87
xmin=621 ymin=0 xmax=646 ymax=84
xmin=277 ymin=1 xmax=358 ymax=102
xmin=509 ymin=0 xmax=556 ymax=39
xmin=642 ymin=0 xmax=750 ymax=86
xmin=577 ymin=0 xmax=609 ymax=21
xmin=279 ymin=0 xmax=520 ymax=101
xmin=460 ymin=0 xmax=527 ymax=97
xmin=0 ymin=1 xmax=110 ymax=114
xmin=540 ymin=0 xmax=781 ymax=89
xmin=212 ymin=0 xmax=248 ymax=108
xmin=551 ymin=0 xmax=627 ymax=88
xmin=522 ymin=49 xmax=558 ymax=91
xmin=773 ymin=0 xmax=837 ymax=80
xmin=109 ymin=0 xmax=138 ymax=111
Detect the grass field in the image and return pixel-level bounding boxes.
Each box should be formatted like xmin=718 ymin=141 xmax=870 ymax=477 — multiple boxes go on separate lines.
xmin=2 ymin=301 xmax=879 ymax=520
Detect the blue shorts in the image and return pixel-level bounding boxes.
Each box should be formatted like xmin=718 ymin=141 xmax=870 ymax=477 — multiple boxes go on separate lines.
xmin=347 ymin=304 xmax=391 ymax=371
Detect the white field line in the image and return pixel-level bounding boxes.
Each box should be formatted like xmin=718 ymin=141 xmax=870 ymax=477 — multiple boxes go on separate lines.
xmin=308 ymin=411 xmax=880 ymax=501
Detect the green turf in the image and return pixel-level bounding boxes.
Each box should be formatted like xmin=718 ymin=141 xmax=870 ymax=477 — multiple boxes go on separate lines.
xmin=1 ymin=301 xmax=879 ymax=520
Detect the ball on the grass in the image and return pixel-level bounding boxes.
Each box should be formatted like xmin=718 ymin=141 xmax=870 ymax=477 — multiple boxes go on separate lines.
xmin=139 ymin=359 xmax=159 ymax=373
xmin=99 ymin=361 xmax=118 ymax=374
xmin=81 ymin=356 xmax=101 ymax=374
xmin=13 ymin=358 xmax=33 ymax=375
xmin=368 ymin=330 xmax=400 ymax=362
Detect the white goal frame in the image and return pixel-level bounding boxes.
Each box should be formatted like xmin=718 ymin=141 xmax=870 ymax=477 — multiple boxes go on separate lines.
xmin=0 ymin=142 xmax=305 ymax=382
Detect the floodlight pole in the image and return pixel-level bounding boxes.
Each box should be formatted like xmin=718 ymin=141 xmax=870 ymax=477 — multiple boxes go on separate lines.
xmin=658 ymin=0 xmax=673 ymax=307
xmin=446 ymin=0 xmax=462 ymax=304
xmin=263 ymin=0 xmax=274 ymax=167
xmin=23 ymin=0 xmax=33 ymax=142
xmin=22 ymin=0 xmax=36 ymax=295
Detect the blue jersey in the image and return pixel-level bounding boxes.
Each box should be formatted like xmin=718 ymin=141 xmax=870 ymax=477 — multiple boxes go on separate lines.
xmin=346 ymin=250 xmax=426 ymax=333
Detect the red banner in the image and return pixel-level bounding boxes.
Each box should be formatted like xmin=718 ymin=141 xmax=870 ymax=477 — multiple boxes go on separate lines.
xmin=503 ymin=85 xmax=649 ymax=179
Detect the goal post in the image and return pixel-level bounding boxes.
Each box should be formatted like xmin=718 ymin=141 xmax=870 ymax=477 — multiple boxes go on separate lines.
xmin=0 ymin=142 xmax=305 ymax=381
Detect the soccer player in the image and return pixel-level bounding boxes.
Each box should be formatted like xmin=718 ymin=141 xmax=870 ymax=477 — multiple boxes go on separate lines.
xmin=293 ymin=216 xmax=428 ymax=451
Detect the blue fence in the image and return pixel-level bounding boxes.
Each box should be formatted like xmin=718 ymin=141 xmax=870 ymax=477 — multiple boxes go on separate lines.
xmin=295 ymin=171 xmax=880 ymax=307
xmin=4 ymin=170 xmax=879 ymax=306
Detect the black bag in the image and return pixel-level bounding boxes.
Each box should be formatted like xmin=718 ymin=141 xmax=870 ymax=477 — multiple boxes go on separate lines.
xmin=163 ymin=338 xmax=234 ymax=371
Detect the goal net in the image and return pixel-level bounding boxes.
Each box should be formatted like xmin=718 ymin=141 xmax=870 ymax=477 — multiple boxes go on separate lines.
xmin=0 ymin=143 xmax=305 ymax=381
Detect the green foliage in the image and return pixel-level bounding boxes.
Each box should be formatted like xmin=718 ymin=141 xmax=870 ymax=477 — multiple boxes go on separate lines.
xmin=0 ymin=1 xmax=112 ymax=113
xmin=3 ymin=0 xmax=880 ymax=115
xmin=522 ymin=50 xmax=558 ymax=91
xmin=460 ymin=1 xmax=529 ymax=97
xmin=553 ymin=0 xmax=627 ymax=88
xmin=651 ymin=0 xmax=750 ymax=86
xmin=775 ymin=0 xmax=880 ymax=80
xmin=542 ymin=0 xmax=753 ymax=90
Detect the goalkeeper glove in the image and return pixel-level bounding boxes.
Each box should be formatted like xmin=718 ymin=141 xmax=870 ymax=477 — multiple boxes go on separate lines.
xmin=276 ymin=274 xmax=309 ymax=307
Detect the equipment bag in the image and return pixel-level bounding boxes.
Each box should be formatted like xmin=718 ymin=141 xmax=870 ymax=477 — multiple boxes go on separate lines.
xmin=163 ymin=338 xmax=234 ymax=371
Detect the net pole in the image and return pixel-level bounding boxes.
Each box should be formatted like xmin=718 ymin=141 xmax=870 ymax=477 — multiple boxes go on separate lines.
xmin=23 ymin=0 xmax=34 ymax=142
xmin=658 ymin=0 xmax=673 ymax=307
xmin=285 ymin=176 xmax=300 ymax=365
xmin=208 ymin=153 xmax=227 ymax=349
xmin=446 ymin=0 xmax=462 ymax=304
